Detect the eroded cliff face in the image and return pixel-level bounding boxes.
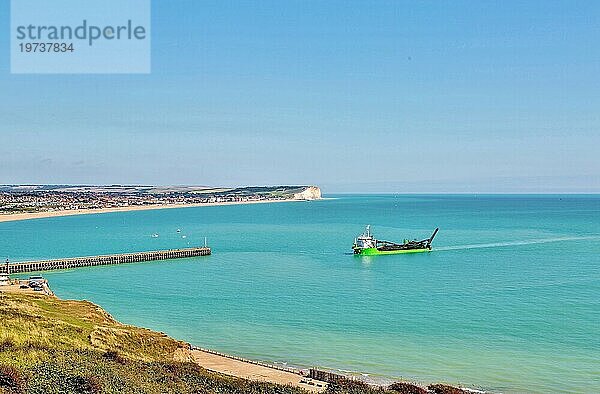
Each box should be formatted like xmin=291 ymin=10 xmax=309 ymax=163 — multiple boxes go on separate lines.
xmin=293 ymin=186 xmax=322 ymax=200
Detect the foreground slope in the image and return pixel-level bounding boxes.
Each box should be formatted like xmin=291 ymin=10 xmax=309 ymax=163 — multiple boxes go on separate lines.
xmin=0 ymin=292 xmax=308 ymax=394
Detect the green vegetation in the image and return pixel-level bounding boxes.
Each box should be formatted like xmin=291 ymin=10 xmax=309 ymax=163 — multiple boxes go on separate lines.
xmin=0 ymin=292 xmax=307 ymax=394
xmin=426 ymin=384 xmax=467 ymax=394
xmin=326 ymin=379 xmax=420 ymax=394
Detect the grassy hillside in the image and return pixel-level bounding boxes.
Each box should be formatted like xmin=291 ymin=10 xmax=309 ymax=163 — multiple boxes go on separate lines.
xmin=0 ymin=292 xmax=308 ymax=394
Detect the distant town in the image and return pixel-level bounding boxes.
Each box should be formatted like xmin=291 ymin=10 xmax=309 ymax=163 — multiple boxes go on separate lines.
xmin=0 ymin=185 xmax=321 ymax=215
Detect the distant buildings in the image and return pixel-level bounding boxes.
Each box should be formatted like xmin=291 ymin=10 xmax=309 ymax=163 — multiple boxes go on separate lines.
xmin=0 ymin=185 xmax=309 ymax=214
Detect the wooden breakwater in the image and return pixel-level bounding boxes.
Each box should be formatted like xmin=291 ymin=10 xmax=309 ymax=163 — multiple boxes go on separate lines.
xmin=191 ymin=347 xmax=350 ymax=385
xmin=0 ymin=247 xmax=211 ymax=274
xmin=308 ymin=369 xmax=353 ymax=384
xmin=191 ymin=346 xmax=303 ymax=376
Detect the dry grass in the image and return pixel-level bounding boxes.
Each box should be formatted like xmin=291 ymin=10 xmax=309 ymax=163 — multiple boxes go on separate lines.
xmin=0 ymin=292 xmax=306 ymax=393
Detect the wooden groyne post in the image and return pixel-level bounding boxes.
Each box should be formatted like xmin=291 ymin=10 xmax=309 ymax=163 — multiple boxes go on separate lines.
xmin=0 ymin=247 xmax=211 ymax=274
xmin=308 ymin=369 xmax=353 ymax=384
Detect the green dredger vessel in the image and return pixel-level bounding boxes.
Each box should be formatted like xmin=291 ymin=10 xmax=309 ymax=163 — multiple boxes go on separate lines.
xmin=352 ymin=225 xmax=439 ymax=256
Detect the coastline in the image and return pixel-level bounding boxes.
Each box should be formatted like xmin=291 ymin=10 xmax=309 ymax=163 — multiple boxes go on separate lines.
xmin=0 ymin=290 xmax=327 ymax=393
xmin=0 ymin=282 xmax=471 ymax=394
xmin=0 ymin=284 xmax=327 ymax=392
xmin=0 ymin=198 xmax=308 ymax=224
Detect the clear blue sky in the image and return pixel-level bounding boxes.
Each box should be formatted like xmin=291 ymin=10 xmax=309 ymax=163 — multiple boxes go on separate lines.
xmin=1 ymin=0 xmax=599 ymax=192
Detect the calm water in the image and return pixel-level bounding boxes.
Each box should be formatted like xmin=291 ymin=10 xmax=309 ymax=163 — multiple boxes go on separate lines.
xmin=1 ymin=195 xmax=599 ymax=393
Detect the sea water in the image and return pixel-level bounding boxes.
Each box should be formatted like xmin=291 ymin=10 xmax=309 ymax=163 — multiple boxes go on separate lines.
xmin=1 ymin=195 xmax=598 ymax=393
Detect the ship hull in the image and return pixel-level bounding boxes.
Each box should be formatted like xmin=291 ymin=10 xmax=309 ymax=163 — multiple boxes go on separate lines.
xmin=355 ymin=247 xmax=431 ymax=256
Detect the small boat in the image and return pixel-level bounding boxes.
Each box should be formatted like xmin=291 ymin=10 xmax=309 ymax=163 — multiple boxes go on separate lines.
xmin=151 ymin=233 xmax=159 ymax=238
xmin=176 ymin=229 xmax=181 ymax=233
xmin=352 ymin=225 xmax=438 ymax=255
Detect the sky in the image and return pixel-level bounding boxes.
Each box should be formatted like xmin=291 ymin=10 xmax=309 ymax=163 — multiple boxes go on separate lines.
xmin=1 ymin=0 xmax=599 ymax=193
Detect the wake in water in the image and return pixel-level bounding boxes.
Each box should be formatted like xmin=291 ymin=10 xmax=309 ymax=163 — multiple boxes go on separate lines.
xmin=436 ymin=235 xmax=600 ymax=252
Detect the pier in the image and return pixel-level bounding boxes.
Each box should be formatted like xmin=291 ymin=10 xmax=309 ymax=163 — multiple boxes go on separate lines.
xmin=0 ymin=247 xmax=211 ymax=274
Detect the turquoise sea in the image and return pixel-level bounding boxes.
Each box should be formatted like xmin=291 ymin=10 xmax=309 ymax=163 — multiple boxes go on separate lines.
xmin=1 ymin=195 xmax=599 ymax=393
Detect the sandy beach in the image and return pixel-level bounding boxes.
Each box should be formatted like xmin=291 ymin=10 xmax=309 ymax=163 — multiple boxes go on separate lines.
xmin=0 ymin=198 xmax=304 ymax=223
xmin=190 ymin=348 xmax=326 ymax=392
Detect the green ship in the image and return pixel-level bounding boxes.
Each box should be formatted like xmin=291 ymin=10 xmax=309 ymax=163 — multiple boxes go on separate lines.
xmin=352 ymin=225 xmax=439 ymax=256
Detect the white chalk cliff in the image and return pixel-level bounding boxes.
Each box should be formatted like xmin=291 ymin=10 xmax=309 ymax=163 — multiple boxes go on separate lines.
xmin=293 ymin=186 xmax=322 ymax=200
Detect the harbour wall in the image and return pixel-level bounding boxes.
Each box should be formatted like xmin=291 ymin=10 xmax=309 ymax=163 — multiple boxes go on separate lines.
xmin=0 ymin=247 xmax=211 ymax=274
